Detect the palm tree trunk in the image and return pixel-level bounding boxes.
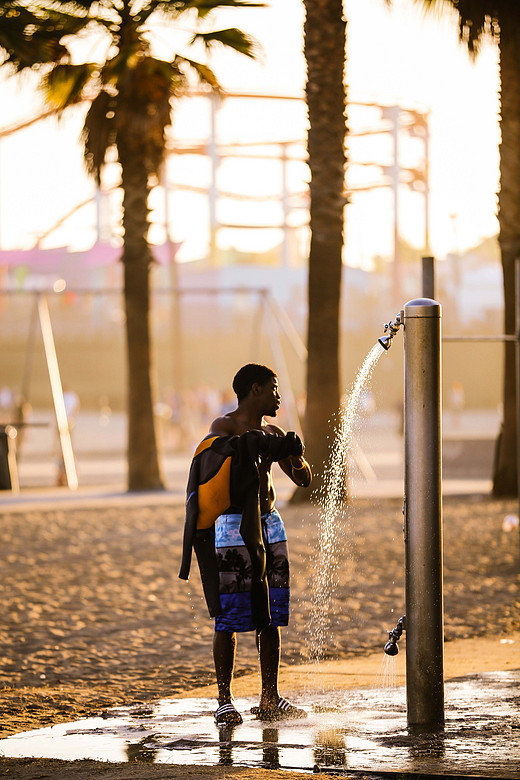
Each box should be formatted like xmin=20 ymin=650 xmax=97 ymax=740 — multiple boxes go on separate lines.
xmin=299 ymin=0 xmax=347 ymax=499
xmin=120 ymin=147 xmax=164 ymax=491
xmin=493 ymin=25 xmax=520 ymax=497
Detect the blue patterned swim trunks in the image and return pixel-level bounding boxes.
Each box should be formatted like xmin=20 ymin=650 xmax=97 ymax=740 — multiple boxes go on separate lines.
xmin=214 ymin=508 xmax=290 ymax=632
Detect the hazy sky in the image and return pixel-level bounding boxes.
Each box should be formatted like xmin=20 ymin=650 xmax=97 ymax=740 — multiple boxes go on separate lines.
xmin=0 ymin=0 xmax=500 ymax=265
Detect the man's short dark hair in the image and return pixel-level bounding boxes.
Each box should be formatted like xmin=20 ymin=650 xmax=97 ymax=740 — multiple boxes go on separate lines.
xmin=232 ymin=363 xmax=277 ymax=402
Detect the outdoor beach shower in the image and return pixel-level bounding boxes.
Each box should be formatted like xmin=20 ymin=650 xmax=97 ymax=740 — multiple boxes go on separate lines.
xmin=377 ymin=298 xmax=444 ymax=728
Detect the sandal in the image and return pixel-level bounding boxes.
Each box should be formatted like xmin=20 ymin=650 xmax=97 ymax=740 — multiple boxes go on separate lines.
xmin=252 ymin=696 xmax=307 ymax=722
xmin=214 ymin=701 xmax=243 ymax=727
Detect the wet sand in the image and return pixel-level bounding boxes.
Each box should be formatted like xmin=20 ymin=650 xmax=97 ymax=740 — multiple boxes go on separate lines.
xmin=0 ymin=494 xmax=519 ymax=778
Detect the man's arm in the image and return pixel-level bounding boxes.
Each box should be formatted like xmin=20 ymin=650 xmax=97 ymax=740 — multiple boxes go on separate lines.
xmin=279 ymin=453 xmax=312 ymax=487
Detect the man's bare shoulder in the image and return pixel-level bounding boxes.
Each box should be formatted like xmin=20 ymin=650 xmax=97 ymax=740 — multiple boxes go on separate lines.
xmin=263 ymin=422 xmax=286 ymax=437
xmin=210 ymin=414 xmax=242 ymax=435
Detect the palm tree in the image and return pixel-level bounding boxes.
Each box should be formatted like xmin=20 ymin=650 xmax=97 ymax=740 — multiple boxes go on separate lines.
xmin=299 ymin=0 xmax=347 ymax=500
xmin=0 ymin=0 xmax=260 ymax=491
xmin=415 ymin=1 xmax=519 ymax=496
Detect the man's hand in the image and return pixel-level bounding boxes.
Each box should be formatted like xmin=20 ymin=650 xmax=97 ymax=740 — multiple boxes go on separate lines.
xmin=284 ymin=431 xmax=303 ymax=457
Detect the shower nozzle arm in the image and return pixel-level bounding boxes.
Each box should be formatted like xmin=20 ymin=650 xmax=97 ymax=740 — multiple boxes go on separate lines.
xmin=378 ymin=313 xmax=403 ymax=351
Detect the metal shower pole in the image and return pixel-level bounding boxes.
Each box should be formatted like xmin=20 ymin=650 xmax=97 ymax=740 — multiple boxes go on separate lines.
xmin=403 ymin=297 xmax=444 ymax=727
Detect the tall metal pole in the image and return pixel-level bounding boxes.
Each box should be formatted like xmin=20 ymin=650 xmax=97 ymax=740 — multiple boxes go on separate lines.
xmin=403 ymin=297 xmax=444 ymax=727
xmin=421 ymin=256 xmax=435 ymax=300
xmin=423 ymin=117 xmax=430 ymax=256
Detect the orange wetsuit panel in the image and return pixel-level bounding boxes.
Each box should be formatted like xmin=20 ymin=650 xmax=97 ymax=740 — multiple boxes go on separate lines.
xmin=196 ymin=455 xmax=232 ymax=529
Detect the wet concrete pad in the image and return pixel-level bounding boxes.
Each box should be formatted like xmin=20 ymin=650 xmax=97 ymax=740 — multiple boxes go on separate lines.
xmin=1 ymin=671 xmax=519 ymax=777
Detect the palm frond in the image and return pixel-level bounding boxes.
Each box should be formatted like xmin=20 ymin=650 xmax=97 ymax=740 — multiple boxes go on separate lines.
xmin=412 ymin=0 xmax=501 ymax=56
xmin=175 ymin=55 xmax=220 ymax=89
xmin=0 ymin=5 xmax=64 ymax=69
xmin=0 ymin=1 xmax=96 ymax=70
xmin=15 ymin=1 xmax=92 ymax=30
xmin=49 ymin=0 xmax=122 ymax=27
xmin=43 ymin=1 xmax=92 ymax=10
xmin=81 ymin=89 xmax=117 ymax=181
xmin=154 ymin=0 xmax=265 ymax=20
xmin=190 ymin=27 xmax=258 ymax=58
xmin=42 ymin=62 xmax=97 ymax=109
xmin=190 ymin=0 xmax=265 ymax=19
xmin=457 ymin=7 xmax=500 ymax=55
xmin=83 ymin=62 xmax=175 ymax=182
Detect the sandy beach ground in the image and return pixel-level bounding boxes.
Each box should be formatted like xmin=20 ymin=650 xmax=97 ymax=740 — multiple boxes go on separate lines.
xmin=0 ymin=493 xmax=519 ymax=779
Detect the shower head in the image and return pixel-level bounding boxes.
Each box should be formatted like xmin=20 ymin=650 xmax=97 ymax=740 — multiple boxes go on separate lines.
xmin=377 ymin=313 xmax=402 ymax=352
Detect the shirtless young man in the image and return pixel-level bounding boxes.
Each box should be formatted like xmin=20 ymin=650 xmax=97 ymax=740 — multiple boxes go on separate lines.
xmin=210 ymin=363 xmax=311 ymax=726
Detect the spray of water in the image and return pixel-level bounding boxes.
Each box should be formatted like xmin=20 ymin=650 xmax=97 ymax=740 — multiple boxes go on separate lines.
xmin=308 ymin=343 xmax=385 ymax=664
xmin=375 ymin=653 xmax=399 ymax=688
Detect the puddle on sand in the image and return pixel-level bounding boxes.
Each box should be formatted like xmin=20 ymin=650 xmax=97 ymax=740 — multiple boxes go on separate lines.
xmin=1 ymin=671 xmax=519 ymax=776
